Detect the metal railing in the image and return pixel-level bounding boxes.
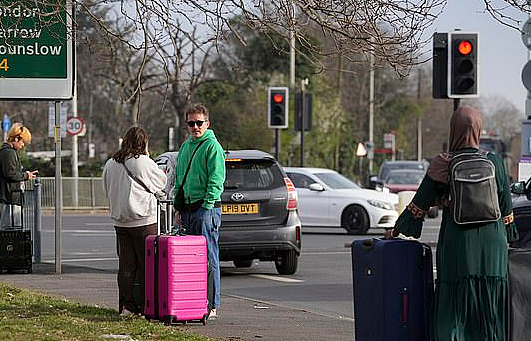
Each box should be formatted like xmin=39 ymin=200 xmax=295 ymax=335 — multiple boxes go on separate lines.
xmin=27 ymin=177 xmax=108 ymax=209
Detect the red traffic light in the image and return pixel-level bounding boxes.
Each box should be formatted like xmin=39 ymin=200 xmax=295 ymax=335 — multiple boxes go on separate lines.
xmin=458 ymin=41 xmax=472 ymax=55
xmin=273 ymin=94 xmax=284 ymax=103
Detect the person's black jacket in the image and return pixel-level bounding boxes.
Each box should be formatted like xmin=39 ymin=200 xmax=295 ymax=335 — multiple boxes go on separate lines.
xmin=0 ymin=143 xmax=28 ymax=205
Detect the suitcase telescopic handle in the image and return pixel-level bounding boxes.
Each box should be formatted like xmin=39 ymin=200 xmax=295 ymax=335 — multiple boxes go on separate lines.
xmin=401 ymin=288 xmax=408 ymax=325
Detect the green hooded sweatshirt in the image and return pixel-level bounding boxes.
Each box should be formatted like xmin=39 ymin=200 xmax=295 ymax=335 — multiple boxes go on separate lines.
xmin=173 ymin=129 xmax=225 ymax=210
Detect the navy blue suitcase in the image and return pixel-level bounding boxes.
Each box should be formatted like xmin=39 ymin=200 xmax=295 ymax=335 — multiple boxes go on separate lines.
xmin=351 ymin=239 xmax=433 ymax=341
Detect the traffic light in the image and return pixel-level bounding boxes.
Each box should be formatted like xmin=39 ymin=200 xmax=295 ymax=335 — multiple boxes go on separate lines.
xmin=268 ymin=87 xmax=288 ymax=129
xmin=294 ymin=91 xmax=312 ymax=131
xmin=432 ymin=32 xmax=448 ymax=99
xmin=448 ymin=32 xmax=478 ymax=98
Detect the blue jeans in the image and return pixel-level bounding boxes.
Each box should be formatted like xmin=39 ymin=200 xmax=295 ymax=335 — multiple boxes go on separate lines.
xmin=182 ymin=207 xmax=221 ymax=308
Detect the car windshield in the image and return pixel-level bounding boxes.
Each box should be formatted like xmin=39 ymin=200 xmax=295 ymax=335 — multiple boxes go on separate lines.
xmin=314 ymin=172 xmax=361 ymax=190
xmin=224 ymin=159 xmax=283 ymax=190
xmin=386 ymin=172 xmax=424 ymax=185
xmin=380 ymin=162 xmax=426 ymax=180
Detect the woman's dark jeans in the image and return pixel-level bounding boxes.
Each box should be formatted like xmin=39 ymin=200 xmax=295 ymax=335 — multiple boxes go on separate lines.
xmin=115 ymin=223 xmax=157 ymax=313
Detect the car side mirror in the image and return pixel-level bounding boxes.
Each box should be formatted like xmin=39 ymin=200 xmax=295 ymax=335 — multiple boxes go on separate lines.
xmin=511 ymin=180 xmax=531 ymax=200
xmin=373 ymin=180 xmax=385 ymax=192
xmin=367 ymin=175 xmax=379 ymax=189
xmin=309 ymin=183 xmax=325 ymax=191
xmin=511 ymin=181 xmax=525 ymax=195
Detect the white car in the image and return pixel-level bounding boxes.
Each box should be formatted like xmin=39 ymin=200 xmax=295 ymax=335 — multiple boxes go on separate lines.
xmin=284 ymin=167 xmax=399 ymax=234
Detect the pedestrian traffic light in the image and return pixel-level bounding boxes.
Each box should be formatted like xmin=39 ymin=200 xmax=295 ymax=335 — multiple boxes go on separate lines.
xmin=448 ymin=32 xmax=478 ymax=98
xmin=268 ymin=87 xmax=289 ymax=129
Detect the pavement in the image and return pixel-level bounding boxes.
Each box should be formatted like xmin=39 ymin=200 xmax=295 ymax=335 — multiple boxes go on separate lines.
xmin=0 ymin=262 xmax=354 ymax=341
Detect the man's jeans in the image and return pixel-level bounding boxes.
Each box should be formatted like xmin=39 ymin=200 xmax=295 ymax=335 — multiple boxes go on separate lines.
xmin=182 ymin=207 xmax=221 ymax=308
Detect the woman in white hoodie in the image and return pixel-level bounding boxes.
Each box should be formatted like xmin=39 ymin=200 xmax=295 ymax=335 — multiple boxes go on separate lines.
xmin=102 ymin=126 xmax=166 ymax=316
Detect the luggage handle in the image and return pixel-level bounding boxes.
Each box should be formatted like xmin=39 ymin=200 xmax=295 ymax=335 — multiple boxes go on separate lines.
xmin=401 ymin=288 xmax=408 ymax=325
xmin=157 ymin=199 xmax=174 ymax=235
xmin=362 ymin=239 xmax=375 ymax=249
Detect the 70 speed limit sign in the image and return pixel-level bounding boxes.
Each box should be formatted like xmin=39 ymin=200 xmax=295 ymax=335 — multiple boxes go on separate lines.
xmin=66 ymin=117 xmax=84 ymax=136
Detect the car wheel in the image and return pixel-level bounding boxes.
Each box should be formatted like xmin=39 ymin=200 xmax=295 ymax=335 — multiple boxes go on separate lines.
xmin=341 ymin=205 xmax=369 ymax=235
xmin=274 ymin=250 xmax=298 ymax=275
xmin=233 ymin=259 xmax=254 ymax=268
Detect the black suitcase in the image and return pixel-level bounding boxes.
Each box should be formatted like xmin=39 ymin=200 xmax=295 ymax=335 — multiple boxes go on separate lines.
xmin=352 ymin=238 xmax=433 ymax=341
xmin=508 ymin=247 xmax=531 ymax=341
xmin=0 ymin=203 xmax=32 ymax=274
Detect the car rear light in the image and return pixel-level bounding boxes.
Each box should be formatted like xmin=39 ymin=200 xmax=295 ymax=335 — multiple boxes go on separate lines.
xmin=284 ymin=177 xmax=298 ymax=210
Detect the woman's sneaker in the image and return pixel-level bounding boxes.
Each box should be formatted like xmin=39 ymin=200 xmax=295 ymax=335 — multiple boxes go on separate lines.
xmin=209 ymin=308 xmax=217 ymax=319
xmin=120 ymin=308 xmax=134 ymax=316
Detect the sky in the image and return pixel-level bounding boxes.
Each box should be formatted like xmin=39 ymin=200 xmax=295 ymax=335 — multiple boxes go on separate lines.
xmin=428 ymin=0 xmax=528 ymax=113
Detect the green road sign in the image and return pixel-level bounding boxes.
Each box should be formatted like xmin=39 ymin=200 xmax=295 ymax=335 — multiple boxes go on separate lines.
xmin=0 ymin=0 xmax=74 ymax=99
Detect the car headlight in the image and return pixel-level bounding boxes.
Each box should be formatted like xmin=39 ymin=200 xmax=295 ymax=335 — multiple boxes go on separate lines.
xmin=367 ymin=199 xmax=393 ymax=210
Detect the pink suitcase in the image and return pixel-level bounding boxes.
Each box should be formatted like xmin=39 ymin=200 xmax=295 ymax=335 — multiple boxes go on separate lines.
xmin=144 ymin=234 xmax=209 ymax=324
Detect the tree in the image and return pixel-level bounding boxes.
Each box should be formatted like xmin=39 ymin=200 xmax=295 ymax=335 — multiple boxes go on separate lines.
xmin=478 ymin=95 xmax=524 ymax=142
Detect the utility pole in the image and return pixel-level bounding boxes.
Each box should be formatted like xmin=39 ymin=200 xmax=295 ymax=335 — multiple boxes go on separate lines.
xmin=369 ymin=48 xmax=375 ymax=173
xmin=417 ymin=69 xmax=423 ymax=161
xmin=289 ymin=4 xmax=296 ymax=164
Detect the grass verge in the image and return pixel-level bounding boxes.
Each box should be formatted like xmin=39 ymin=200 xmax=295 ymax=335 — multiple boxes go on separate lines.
xmin=0 ymin=282 xmax=215 ymax=341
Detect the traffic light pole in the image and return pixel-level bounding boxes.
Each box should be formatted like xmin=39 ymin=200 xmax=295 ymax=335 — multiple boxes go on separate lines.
xmin=454 ymin=98 xmax=461 ymax=112
xmin=300 ymin=89 xmax=305 ymax=167
xmin=275 ymin=129 xmax=280 ymax=160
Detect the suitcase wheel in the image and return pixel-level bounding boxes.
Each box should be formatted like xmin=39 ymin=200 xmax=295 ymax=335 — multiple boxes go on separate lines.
xmin=163 ymin=316 xmax=173 ymax=326
xmin=201 ymin=315 xmax=208 ymax=325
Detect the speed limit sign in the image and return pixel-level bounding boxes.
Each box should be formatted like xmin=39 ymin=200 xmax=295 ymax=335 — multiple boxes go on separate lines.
xmin=66 ymin=117 xmax=84 ymax=136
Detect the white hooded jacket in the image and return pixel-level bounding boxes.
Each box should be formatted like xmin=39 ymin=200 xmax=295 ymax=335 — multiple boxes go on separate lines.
xmin=102 ymin=155 xmax=167 ymax=227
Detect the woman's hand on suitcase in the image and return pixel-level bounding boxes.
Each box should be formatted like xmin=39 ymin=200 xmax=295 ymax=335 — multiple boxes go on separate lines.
xmin=384 ymin=228 xmax=399 ymax=239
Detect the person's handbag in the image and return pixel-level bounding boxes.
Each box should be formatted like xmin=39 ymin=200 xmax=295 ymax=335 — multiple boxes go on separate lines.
xmin=174 ymin=140 xmax=206 ymax=212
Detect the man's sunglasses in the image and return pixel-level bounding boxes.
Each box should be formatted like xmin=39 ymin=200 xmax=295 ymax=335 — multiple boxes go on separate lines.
xmin=187 ymin=120 xmax=207 ymax=127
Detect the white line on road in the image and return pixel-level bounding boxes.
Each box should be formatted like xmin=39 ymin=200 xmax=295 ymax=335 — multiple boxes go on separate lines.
xmin=41 ymin=258 xmax=118 ymax=263
xmin=41 ymin=230 xmax=115 ymax=235
xmin=225 ymin=294 xmax=353 ymax=321
xmin=249 ymin=274 xmax=304 ymax=283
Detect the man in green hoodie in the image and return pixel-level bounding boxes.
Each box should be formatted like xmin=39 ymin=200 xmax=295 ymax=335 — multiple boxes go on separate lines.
xmin=173 ymin=103 xmax=225 ymax=318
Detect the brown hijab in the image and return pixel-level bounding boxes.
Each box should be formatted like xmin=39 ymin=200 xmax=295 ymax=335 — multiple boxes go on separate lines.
xmin=427 ymin=106 xmax=482 ymax=184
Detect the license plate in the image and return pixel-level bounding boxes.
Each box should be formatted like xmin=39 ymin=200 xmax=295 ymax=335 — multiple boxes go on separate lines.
xmin=222 ymin=203 xmax=259 ymax=214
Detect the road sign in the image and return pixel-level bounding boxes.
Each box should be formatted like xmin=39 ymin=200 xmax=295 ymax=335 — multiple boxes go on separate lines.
xmin=66 ymin=117 xmax=84 ymax=135
xmin=0 ymin=0 xmax=74 ymax=99
xmin=383 ymin=133 xmax=395 ymax=149
xmin=48 ymin=103 xmax=67 ymax=138
xmin=356 ymin=143 xmax=367 ymax=157
xmin=365 ymin=141 xmax=374 ymax=160
xmin=2 ymin=114 xmax=11 ymax=131
xmin=522 ymin=60 xmax=531 ymax=92
xmin=522 ymin=18 xmax=531 ymax=49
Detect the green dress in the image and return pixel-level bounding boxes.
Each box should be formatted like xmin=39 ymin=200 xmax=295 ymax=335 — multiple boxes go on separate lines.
xmin=394 ymin=150 xmax=518 ymax=341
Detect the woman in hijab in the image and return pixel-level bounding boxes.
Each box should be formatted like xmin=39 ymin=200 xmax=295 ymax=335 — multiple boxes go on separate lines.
xmin=385 ymin=106 xmax=518 ymax=340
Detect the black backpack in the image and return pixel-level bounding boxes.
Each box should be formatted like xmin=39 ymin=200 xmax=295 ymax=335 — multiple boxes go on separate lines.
xmin=448 ymin=150 xmax=501 ymax=225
